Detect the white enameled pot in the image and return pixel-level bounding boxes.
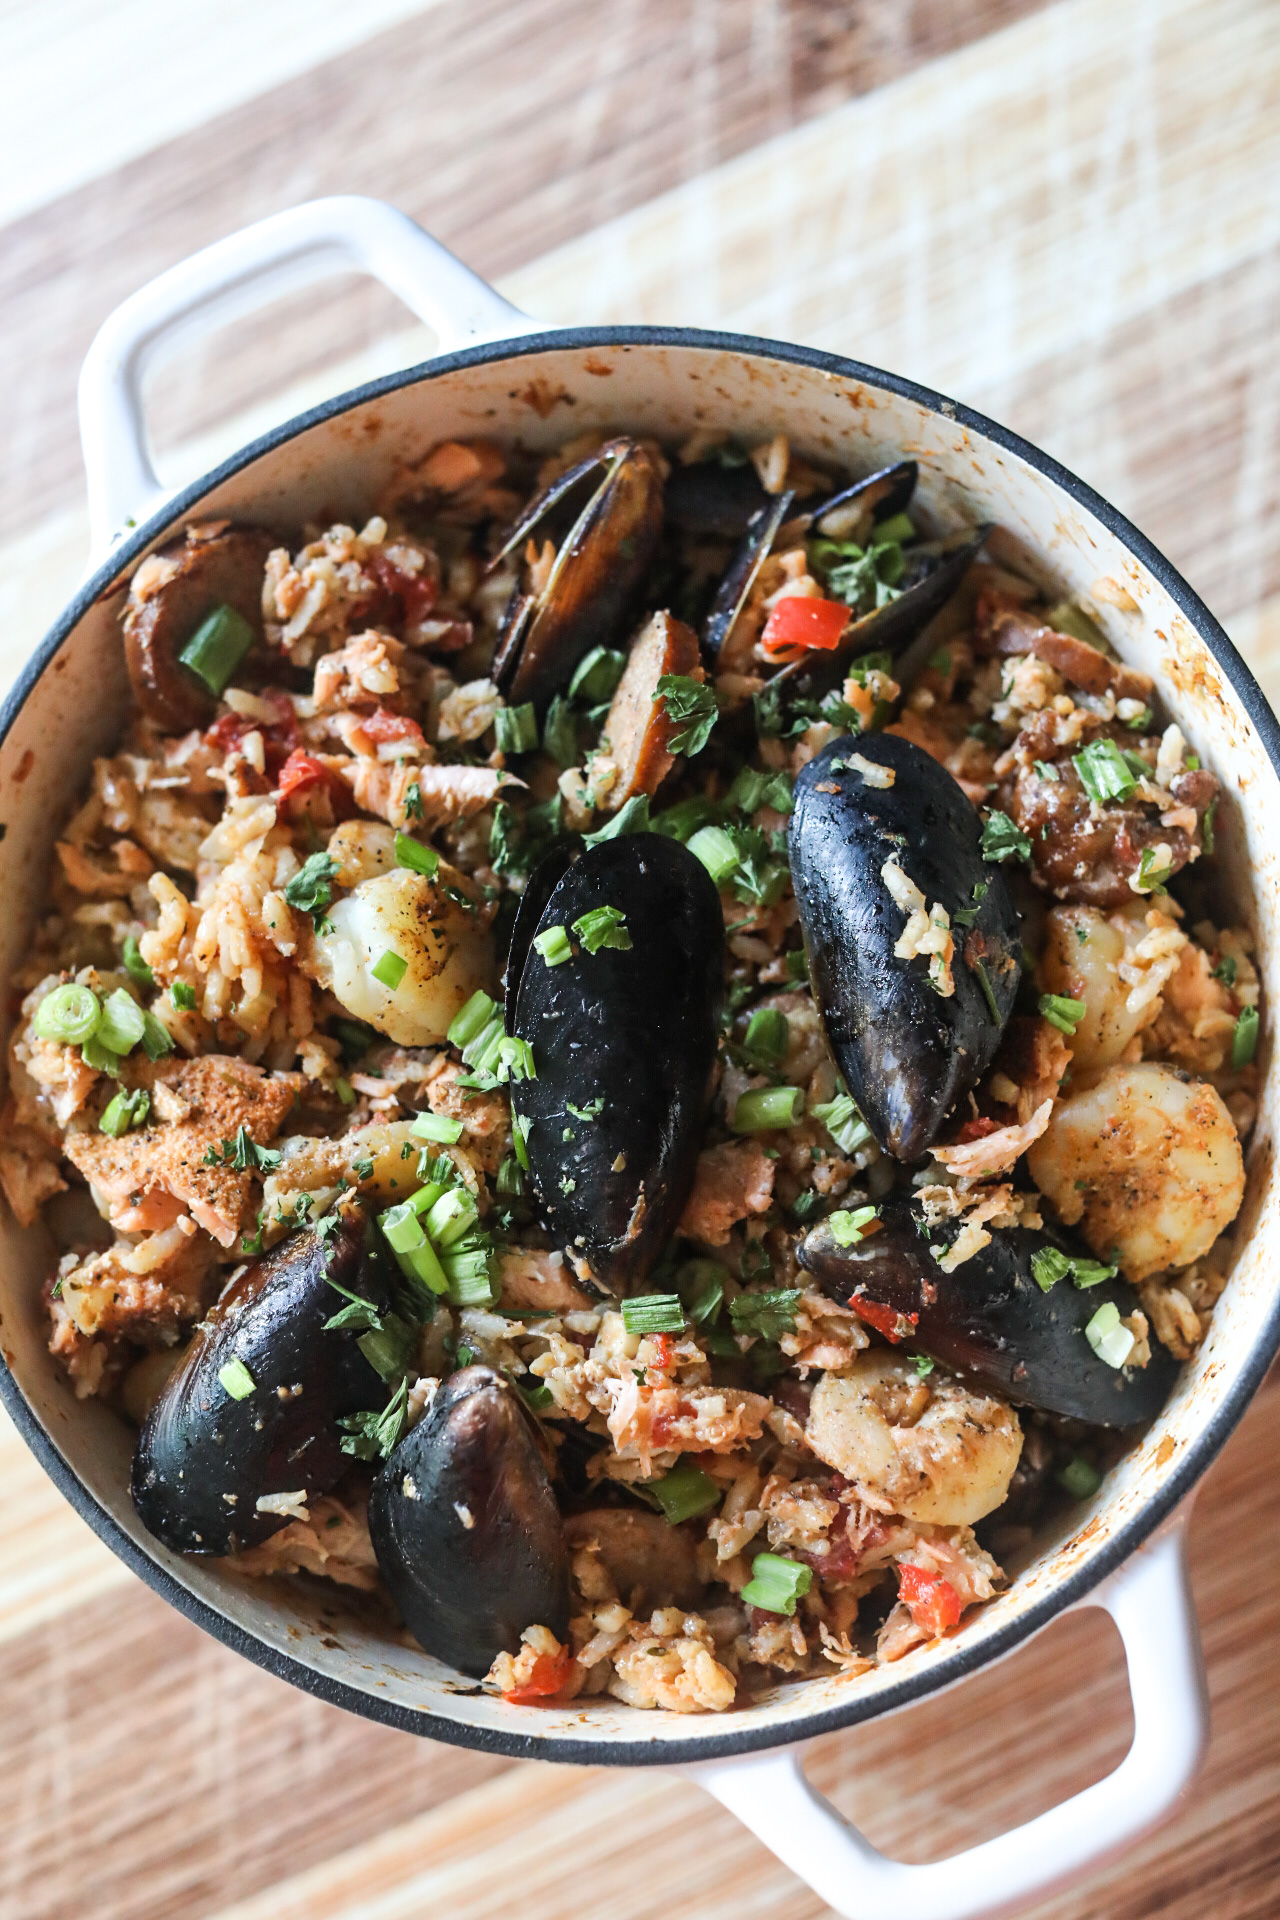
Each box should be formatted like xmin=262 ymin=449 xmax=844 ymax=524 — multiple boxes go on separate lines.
xmin=3 ymin=196 xmax=1276 ymax=1919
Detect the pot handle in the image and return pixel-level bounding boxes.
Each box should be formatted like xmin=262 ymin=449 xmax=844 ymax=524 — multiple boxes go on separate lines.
xmin=682 ymin=1518 xmax=1206 ymax=1920
xmin=78 ymin=194 xmax=537 ymax=563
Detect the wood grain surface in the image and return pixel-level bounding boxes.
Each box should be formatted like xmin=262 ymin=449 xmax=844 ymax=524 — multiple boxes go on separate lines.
xmin=2 ymin=1 xmax=1279 ymax=1915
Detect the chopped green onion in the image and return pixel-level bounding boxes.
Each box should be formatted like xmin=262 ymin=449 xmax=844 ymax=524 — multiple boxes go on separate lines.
xmin=179 ymin=604 xmax=255 ymax=697
xmin=742 ymin=1007 xmax=789 ymax=1069
xmin=1084 ymin=1300 xmax=1135 ymax=1368
xmin=583 ymin=795 xmax=651 ymax=845
xmin=121 ymin=935 xmax=154 ymax=985
xmin=729 ymin=1290 xmax=801 ymax=1341
xmin=80 ymin=1036 xmax=120 ymax=1077
xmin=33 ymin=983 xmax=101 ymax=1046
xmin=785 ymin=949 xmax=809 ymax=982
xmin=1133 ymin=846 xmax=1172 ymax=895
xmin=687 ymin=824 xmax=740 ymax=886
xmin=140 ymin=1010 xmax=174 ymax=1061
xmin=511 ymin=1112 xmax=532 ymax=1171
xmin=871 ymin=511 xmax=916 ymax=547
xmin=569 ymin=646 xmax=628 ymax=704
xmin=653 ymin=795 xmax=723 ymax=842
xmin=534 ymin=925 xmax=573 ymax=967
xmin=334 ymin=1077 xmax=355 ymax=1106
xmin=494 ymin=702 xmax=539 ymax=755
xmin=740 ymin=1552 xmax=812 ymax=1616
xmin=358 ymin=1313 xmax=416 ymax=1383
xmin=810 ymin=1094 xmax=872 ymax=1157
xmin=1123 ymin=706 xmax=1153 ymax=732
xmin=1232 ymin=1005 xmax=1259 ymax=1070
xmin=732 ymin=1085 xmax=804 ymax=1132
xmin=372 ymin=949 xmax=408 ymax=991
xmin=622 ymin=1294 xmax=686 ymax=1335
xmin=379 ymin=1201 xmax=450 ymax=1296
xmin=96 ymin=988 xmax=146 ymax=1055
xmin=1202 ymin=796 xmax=1216 ymax=855
xmin=394 ymin=832 xmax=440 ymax=879
xmin=572 ymin=905 xmax=632 ymax=954
xmin=829 ymin=1205 xmax=879 ymax=1247
xmin=99 ymin=1087 xmax=151 ymax=1137
xmin=1045 ymin=601 xmax=1108 ymax=650
xmin=496 ymin=1154 xmax=524 ymax=1197
xmin=411 ymin=1112 xmax=464 ymax=1146
xmin=447 ymin=989 xmax=496 ymax=1050
xmin=217 ymin=1357 xmax=256 ymax=1400
xmin=971 ymin=958 xmax=1002 ymax=1024
xmin=648 ymin=1462 xmax=720 ymax=1526
xmin=1072 ymin=738 xmax=1137 ymax=805
xmin=424 ymin=1186 xmax=479 ymax=1249
xmin=170 ymin=981 xmax=197 ymax=1012
xmin=980 ymin=811 xmax=1032 ymax=864
xmin=1039 ymin=993 xmax=1087 ymax=1036
xmin=1057 ymin=1456 xmax=1102 ymax=1500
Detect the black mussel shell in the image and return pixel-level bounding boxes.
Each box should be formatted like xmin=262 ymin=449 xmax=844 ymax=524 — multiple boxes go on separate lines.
xmin=774 ymin=523 xmax=991 ymax=711
xmin=369 ymin=1366 xmax=569 ymax=1676
xmin=703 ymin=490 xmax=795 ymax=658
xmin=509 ymin=833 xmax=723 ymax=1292
xmin=790 ymin=732 xmax=1020 ymax=1160
xmin=664 ymin=460 xmax=773 ymax=537
xmin=131 ymin=1216 xmax=388 ymax=1554
xmin=490 ymin=437 xmax=664 ymax=713
xmin=799 ymin=1198 xmax=1178 ymax=1425
xmin=503 ymin=838 xmax=577 ymax=1026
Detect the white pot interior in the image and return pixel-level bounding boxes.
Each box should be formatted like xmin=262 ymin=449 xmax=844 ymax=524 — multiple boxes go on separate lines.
xmin=1 ymin=339 xmax=1275 ymax=1756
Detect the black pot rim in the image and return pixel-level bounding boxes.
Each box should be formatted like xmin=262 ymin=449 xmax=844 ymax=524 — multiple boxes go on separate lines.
xmin=3 ymin=322 xmax=1277 ymax=1769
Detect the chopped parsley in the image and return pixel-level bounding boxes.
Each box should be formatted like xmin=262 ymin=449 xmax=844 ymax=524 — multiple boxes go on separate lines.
xmin=654 ymin=675 xmax=720 ymax=756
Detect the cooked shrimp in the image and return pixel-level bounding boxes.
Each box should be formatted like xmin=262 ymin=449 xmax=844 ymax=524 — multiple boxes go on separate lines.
xmin=310 ymin=861 xmax=492 ymax=1045
xmin=1038 ymin=901 xmax=1183 ymax=1069
xmin=1026 ymin=1061 xmax=1244 ymax=1280
xmin=805 ymin=1352 xmax=1022 ymax=1527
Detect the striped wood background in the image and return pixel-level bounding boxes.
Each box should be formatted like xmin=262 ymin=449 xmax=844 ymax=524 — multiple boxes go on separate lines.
xmin=2 ymin=1 xmax=1280 ymax=1913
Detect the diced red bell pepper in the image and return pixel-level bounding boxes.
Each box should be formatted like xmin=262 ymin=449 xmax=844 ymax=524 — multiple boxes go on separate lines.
xmin=275 ymin=749 xmax=355 ymax=820
xmin=360 ymin=708 xmax=426 ymax=749
xmin=205 ymin=693 xmax=299 ymax=776
xmin=897 ymin=1563 xmax=963 ymax=1637
xmin=647 ymin=1331 xmax=676 ymax=1373
xmin=502 ymin=1647 xmax=574 ymax=1704
xmin=371 ymin=552 xmax=438 ymax=628
xmin=848 ymin=1295 xmax=918 ymax=1345
xmin=953 ymin=1115 xmax=999 ymax=1146
xmin=760 ymin=595 xmax=850 ymax=660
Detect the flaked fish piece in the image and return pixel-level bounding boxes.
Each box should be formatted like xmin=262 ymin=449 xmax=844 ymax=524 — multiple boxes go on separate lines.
xmin=338 ymin=758 xmax=514 ymax=831
xmin=63 ymin=1055 xmax=303 ymax=1247
xmin=678 ymin=1139 xmax=775 ymax=1247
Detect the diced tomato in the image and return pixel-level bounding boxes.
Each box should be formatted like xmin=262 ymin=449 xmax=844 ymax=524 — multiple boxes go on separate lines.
xmin=371 ymin=552 xmax=437 ymax=628
xmin=502 ymin=1647 xmax=574 ymax=1704
xmin=360 ymin=708 xmax=426 ymax=749
xmin=647 ymin=1332 xmax=676 ymax=1373
xmin=897 ymin=1563 xmax=963 ymax=1637
xmin=849 ymin=1294 xmax=918 ymax=1345
xmin=275 ymin=749 xmax=355 ymax=820
xmin=953 ymin=1115 xmax=999 ymax=1146
xmin=760 ymin=595 xmax=850 ymax=660
xmin=205 ymin=694 xmax=299 ymax=776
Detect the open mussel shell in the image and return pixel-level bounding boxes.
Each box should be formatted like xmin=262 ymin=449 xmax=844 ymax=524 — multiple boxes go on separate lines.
xmin=774 ymin=522 xmax=991 ymax=710
xmin=502 ymin=837 xmax=577 ymax=1027
xmin=664 ymin=459 xmax=774 ymax=537
xmin=790 ymin=733 xmax=1020 ymax=1161
xmin=509 ymin=833 xmax=723 ymax=1292
xmin=489 ymin=437 xmax=664 ymax=713
xmin=369 ymin=1366 xmax=569 ymax=1677
xmin=131 ymin=1216 xmax=387 ymax=1554
xmin=799 ymin=1198 xmax=1178 ymax=1424
xmin=701 ymin=459 xmax=921 ymax=661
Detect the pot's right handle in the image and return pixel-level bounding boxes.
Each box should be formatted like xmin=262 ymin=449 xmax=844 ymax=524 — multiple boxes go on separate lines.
xmin=78 ymin=195 xmax=538 ymax=564
xmin=684 ymin=1518 xmax=1207 ymax=1920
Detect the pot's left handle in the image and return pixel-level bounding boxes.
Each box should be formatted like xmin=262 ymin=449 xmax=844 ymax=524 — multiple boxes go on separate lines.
xmin=78 ymin=195 xmax=539 ymax=564
xmin=682 ymin=1519 xmax=1207 ymax=1920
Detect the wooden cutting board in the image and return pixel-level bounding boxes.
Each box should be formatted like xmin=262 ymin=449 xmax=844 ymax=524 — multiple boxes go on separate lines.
xmin=1 ymin=1 xmax=1279 ymax=1914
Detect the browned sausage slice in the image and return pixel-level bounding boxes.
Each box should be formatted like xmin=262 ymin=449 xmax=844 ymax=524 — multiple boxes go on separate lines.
xmin=123 ymin=524 xmax=277 ymax=731
xmin=600 ymin=610 xmax=702 ymax=811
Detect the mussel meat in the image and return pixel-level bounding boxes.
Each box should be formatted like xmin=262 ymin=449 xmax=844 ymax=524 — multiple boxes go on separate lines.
xmin=789 ymin=733 xmax=1021 ymax=1160
xmin=489 ymin=437 xmax=664 ymax=713
xmin=798 ymin=1198 xmax=1178 ymax=1425
xmin=131 ymin=1215 xmax=388 ymax=1554
xmin=369 ymin=1365 xmax=569 ymax=1675
xmin=508 ymin=834 xmax=723 ymax=1292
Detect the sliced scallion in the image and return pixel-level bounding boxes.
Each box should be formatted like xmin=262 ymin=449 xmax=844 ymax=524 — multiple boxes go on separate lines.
xmin=740 ymin=1552 xmax=812 ymax=1616
xmin=533 ymin=924 xmax=573 ymax=967
xmin=1084 ymin=1300 xmax=1135 ymax=1368
xmin=99 ymin=1087 xmax=150 ymax=1137
xmin=140 ymin=1010 xmax=175 ymax=1061
xmin=732 ymin=1085 xmax=804 ymax=1132
xmin=1057 ymin=1456 xmax=1102 ymax=1499
xmin=649 ymin=1463 xmax=720 ymax=1526
xmin=33 ymin=983 xmax=101 ymax=1046
xmin=810 ymin=1093 xmax=872 ymax=1157
xmin=96 ymin=988 xmax=146 ymax=1055
xmin=742 ymin=1006 xmax=788 ymax=1069
xmin=170 ymin=981 xmax=197 ymax=1012
xmin=122 ymin=935 xmax=153 ymax=985
xmin=621 ymin=1294 xmax=685 ymax=1335
xmin=687 ymin=824 xmax=739 ymax=887
xmin=179 ymin=604 xmax=255 ymax=697
xmin=568 ymin=646 xmax=627 ymax=704
xmin=1039 ymin=992 xmax=1087 ymax=1036
xmin=447 ymin=989 xmax=497 ymax=1050
xmin=217 ymin=1357 xmax=256 ymax=1400
xmin=829 ymin=1204 xmax=879 ymax=1247
xmin=411 ymin=1112 xmax=464 ymax=1145
xmin=1232 ymin=1005 xmax=1259 ymax=1070
xmin=372 ymin=949 xmax=408 ymax=991
xmin=493 ymin=703 xmax=539 ymax=755
xmin=395 ymin=832 xmax=440 ymax=879
xmin=572 ymin=905 xmax=632 ymax=954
